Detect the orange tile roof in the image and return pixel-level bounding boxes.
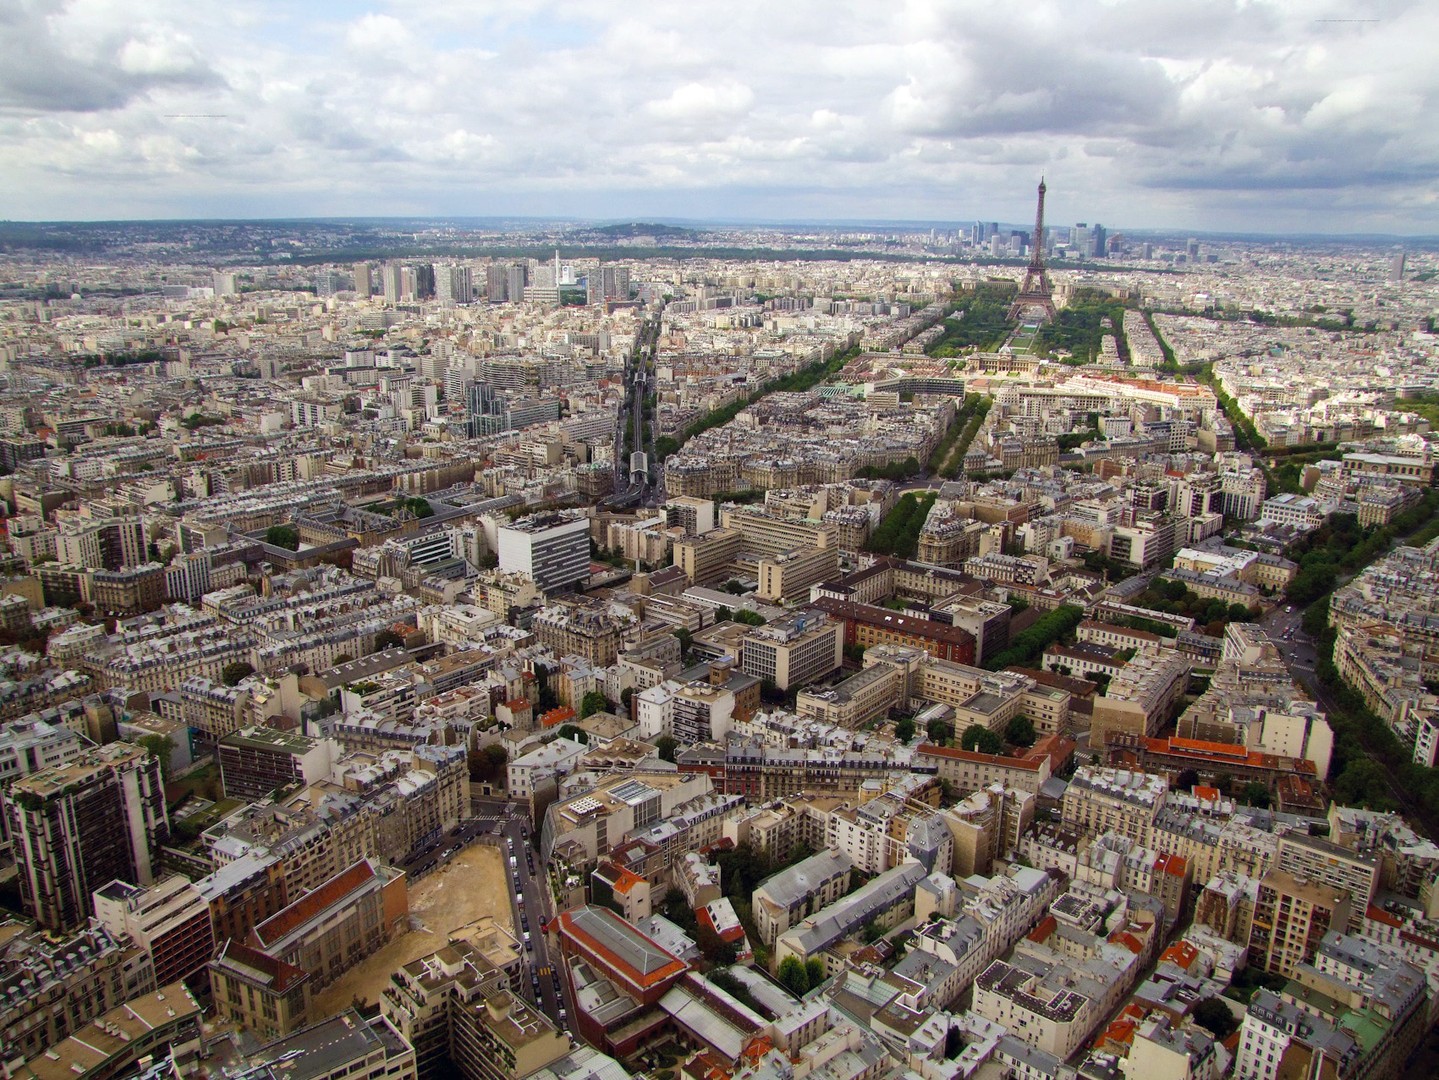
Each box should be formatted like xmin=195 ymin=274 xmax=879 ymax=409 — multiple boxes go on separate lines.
xmin=1160 ymin=940 xmax=1200 ymax=970
xmin=1154 ymin=853 xmax=1188 ymax=877
xmin=251 ymin=859 xmax=377 ymax=949
xmin=1028 ymin=915 xmax=1056 ymax=944
xmin=1193 ymin=785 xmax=1221 ymax=801
xmin=1366 ymin=904 xmax=1403 ymax=927
xmin=540 ymin=705 xmax=576 ymax=727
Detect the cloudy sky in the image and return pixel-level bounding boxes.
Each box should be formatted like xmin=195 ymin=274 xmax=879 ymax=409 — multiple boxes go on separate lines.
xmin=2 ymin=0 xmax=1435 ymax=233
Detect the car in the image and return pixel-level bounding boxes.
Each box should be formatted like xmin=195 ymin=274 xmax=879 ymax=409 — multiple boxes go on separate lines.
xmin=516 ymin=892 xmax=524 ymax=903
xmin=523 ymin=930 xmax=531 ymax=942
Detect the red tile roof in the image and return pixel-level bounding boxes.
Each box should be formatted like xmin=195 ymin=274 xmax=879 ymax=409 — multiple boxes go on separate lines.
xmin=214 ymin=939 xmax=311 ymax=993
xmin=918 ymin=743 xmax=1044 ymax=770
xmin=251 ymin=859 xmax=377 ymax=949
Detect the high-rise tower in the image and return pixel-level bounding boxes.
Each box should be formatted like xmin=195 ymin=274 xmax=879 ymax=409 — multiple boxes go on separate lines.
xmin=1009 ymin=179 xmax=1057 ymax=322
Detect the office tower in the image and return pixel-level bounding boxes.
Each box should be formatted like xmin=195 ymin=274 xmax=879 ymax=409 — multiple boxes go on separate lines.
xmin=436 ymin=264 xmax=473 ymax=304
xmin=466 ymin=381 xmax=505 ymax=438
xmin=316 ymin=271 xmax=343 ymax=297
xmin=1187 ymin=238 xmax=1200 ymax=260
xmin=587 ymin=264 xmax=631 ymax=304
xmin=382 ymin=262 xmax=404 ymax=303
xmin=353 ymin=261 xmax=371 ymax=297
xmin=213 ymin=271 xmax=237 ymax=296
xmin=1391 ymin=252 xmax=1406 ymax=283
xmin=4 ymin=743 xmax=169 ymax=932
xmin=986 ymin=221 xmax=999 ymax=240
xmin=497 ymin=512 xmax=589 ymax=593
xmin=1142 ymin=242 xmax=1154 ymax=260
xmin=1092 ymin=224 xmax=1107 ymax=257
xmin=1071 ymin=223 xmax=1091 ymax=258
xmin=485 ymin=264 xmax=508 ymax=302
xmin=415 ymin=263 xmax=436 ymax=300
xmin=505 ymin=263 xmax=527 ymax=303
xmin=971 ymin=223 xmax=983 ymax=245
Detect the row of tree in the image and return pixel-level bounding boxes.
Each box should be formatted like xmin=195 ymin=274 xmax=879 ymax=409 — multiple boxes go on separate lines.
xmin=983 ymin=604 xmax=1085 ymax=671
xmin=865 ymin=492 xmax=938 ymax=560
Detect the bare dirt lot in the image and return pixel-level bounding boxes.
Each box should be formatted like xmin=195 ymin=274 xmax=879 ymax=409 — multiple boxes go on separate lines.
xmin=312 ymin=843 xmax=512 ymax=1017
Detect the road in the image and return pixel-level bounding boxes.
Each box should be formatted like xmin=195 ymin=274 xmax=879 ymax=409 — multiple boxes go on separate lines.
xmin=1257 ymin=603 xmax=1423 ymax=819
xmin=398 ymin=797 xmax=573 ymax=1027
xmin=470 ymin=795 xmax=575 ymax=1028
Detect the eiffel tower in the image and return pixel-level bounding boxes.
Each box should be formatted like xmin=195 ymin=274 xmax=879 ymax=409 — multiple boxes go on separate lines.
xmin=1008 ymin=178 xmax=1057 ymax=322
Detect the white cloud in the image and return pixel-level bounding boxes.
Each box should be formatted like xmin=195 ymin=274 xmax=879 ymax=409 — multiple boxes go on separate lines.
xmin=0 ymin=0 xmax=1435 ymax=231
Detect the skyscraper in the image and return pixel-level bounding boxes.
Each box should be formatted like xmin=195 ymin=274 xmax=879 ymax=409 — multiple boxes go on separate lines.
xmin=4 ymin=743 xmax=169 ymax=932
xmin=505 ymin=263 xmax=528 ymax=304
xmin=353 ymin=261 xmax=371 ymax=297
xmin=485 ymin=264 xmax=508 ymax=302
xmin=382 ymin=262 xmax=404 ymax=303
xmin=436 ymin=264 xmax=473 ymax=304
xmin=1391 ymin=252 xmax=1406 ymax=283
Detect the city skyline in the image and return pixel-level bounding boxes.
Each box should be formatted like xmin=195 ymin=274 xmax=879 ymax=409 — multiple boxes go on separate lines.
xmin=2 ymin=0 xmax=1434 ymax=233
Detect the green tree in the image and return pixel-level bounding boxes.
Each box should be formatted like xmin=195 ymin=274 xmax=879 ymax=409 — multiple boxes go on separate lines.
xmin=468 ymin=744 xmax=509 ymax=783
xmin=1004 ymin=715 xmax=1036 ymax=747
xmin=557 ymin=724 xmax=590 ymax=745
xmin=620 ymin=686 xmax=635 ymax=711
xmin=580 ymin=690 xmax=610 ymax=718
xmin=136 ymin=734 xmax=176 ymax=780
xmin=895 ymin=717 xmax=916 ymax=743
xmin=804 ymin=958 xmax=825 ymax=987
xmin=1242 ymin=781 xmax=1272 ymax=809
xmin=961 ymin=724 xmax=1004 ymax=755
xmin=777 ymin=956 xmax=810 ymax=997
xmin=734 ymin=609 xmax=766 ymax=626
xmin=926 ymin=717 xmax=951 ymax=745
xmin=1175 ymin=768 xmax=1200 ymax=792
xmin=374 ymin=629 xmax=405 ymax=651
xmin=265 ymin=524 xmax=299 ymax=550
xmin=655 ymin=735 xmax=678 ymax=763
xmin=1193 ymin=997 xmax=1238 ymax=1040
xmin=220 ymin=660 xmax=255 ymax=686
xmin=673 ymin=626 xmax=693 ymax=658
xmin=724 ymin=579 xmax=746 ymax=595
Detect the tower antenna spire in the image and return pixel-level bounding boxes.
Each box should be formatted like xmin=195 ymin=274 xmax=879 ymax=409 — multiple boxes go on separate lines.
xmin=1009 ymin=178 xmax=1057 ymax=322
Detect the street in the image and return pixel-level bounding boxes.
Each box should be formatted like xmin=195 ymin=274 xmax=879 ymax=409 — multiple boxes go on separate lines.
xmin=469 ymin=795 xmax=576 ymax=1028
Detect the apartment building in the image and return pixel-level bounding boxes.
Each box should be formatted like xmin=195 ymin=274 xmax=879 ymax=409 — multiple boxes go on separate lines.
xmin=752 ymin=851 xmax=854 ymax=948
xmin=773 ymin=861 xmax=928 ymax=974
xmin=1061 ymin=766 xmax=1168 ymax=846
xmin=1248 ymin=868 xmax=1352 ymax=978
xmin=917 ymin=743 xmax=1051 ymax=796
xmin=91 ymin=875 xmax=215 ymax=990
xmin=0 ymin=925 xmax=156 ymax=1066
xmin=1275 ymin=832 xmax=1379 ymax=931
xmin=533 ymin=601 xmax=628 ymax=666
xmin=208 ymin=939 xmax=313 ymax=1041
xmin=4 ymin=742 xmax=169 ymax=931
xmin=219 ymin=726 xmax=339 ymax=801
xmin=9 ymin=983 xmax=204 ymax=1080
xmin=1089 ymin=647 xmax=1191 ymax=747
xmin=497 ymin=512 xmax=589 ymax=594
